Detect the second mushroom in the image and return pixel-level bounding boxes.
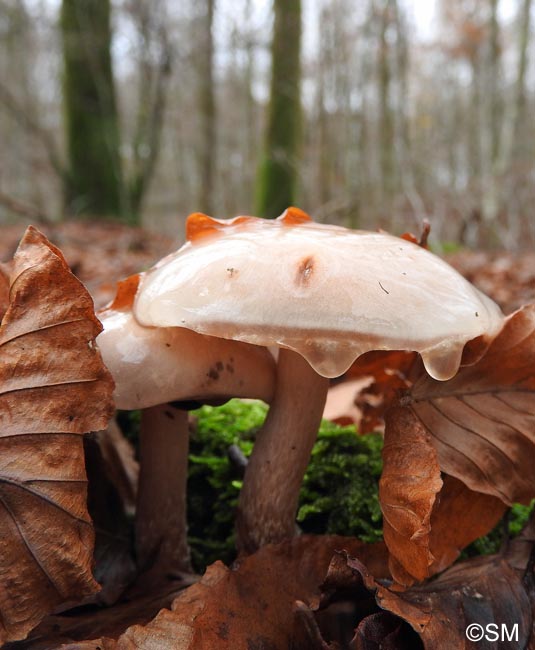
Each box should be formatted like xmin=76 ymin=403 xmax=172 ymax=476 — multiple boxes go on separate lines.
xmin=97 ymin=274 xmax=275 ymax=576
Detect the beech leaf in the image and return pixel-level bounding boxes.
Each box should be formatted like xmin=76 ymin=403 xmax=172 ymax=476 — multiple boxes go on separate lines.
xmin=0 ymin=227 xmax=115 ymax=643
xmin=0 ymin=262 xmax=9 ymax=320
xmin=347 ymin=350 xmax=420 ymax=433
xmin=318 ymin=550 xmax=532 ymax=650
xmin=427 ymin=475 xmax=506 ymax=575
xmin=42 ymin=537 xmax=386 ymax=650
xmin=113 ymin=536 xmax=388 ymax=650
xmin=407 ymin=303 xmax=535 ymax=505
xmin=380 ymin=407 xmax=442 ymax=585
xmin=381 ymin=416 xmax=507 ymax=585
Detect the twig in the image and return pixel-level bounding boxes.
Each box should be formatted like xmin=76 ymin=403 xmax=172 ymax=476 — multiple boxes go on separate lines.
xmin=0 ymin=189 xmax=51 ymax=222
xmin=0 ymin=82 xmax=67 ymax=182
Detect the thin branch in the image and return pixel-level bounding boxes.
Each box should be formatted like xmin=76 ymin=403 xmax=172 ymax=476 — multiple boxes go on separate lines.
xmin=0 ymin=82 xmax=67 ymax=182
xmin=0 ymin=189 xmax=51 ymax=222
xmin=129 ymin=1 xmax=172 ymax=214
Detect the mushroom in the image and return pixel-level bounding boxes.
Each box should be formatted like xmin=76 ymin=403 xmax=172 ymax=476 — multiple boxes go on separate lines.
xmin=97 ymin=274 xmax=275 ymax=576
xmin=132 ymin=208 xmax=505 ymax=553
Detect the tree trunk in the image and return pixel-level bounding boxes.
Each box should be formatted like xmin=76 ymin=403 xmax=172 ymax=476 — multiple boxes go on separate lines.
xmin=61 ymin=0 xmax=124 ymax=218
xmin=377 ymin=1 xmax=395 ymax=209
xmin=480 ymin=0 xmax=501 ymax=228
xmin=128 ymin=0 xmax=172 ymax=222
xmin=197 ymin=0 xmax=216 ymax=216
xmin=497 ymin=0 xmax=532 ymax=174
xmin=495 ymin=0 xmax=532 ymax=246
xmin=256 ymin=0 xmax=302 ymax=219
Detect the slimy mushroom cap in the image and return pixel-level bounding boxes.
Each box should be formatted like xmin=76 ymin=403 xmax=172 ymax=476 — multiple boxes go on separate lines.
xmin=97 ymin=275 xmax=276 ymax=409
xmin=134 ymin=209 xmax=504 ymax=381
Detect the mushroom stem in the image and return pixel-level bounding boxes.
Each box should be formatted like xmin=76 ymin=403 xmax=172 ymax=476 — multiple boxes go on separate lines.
xmin=135 ymin=403 xmax=192 ymax=577
xmin=236 ymin=348 xmax=329 ymax=554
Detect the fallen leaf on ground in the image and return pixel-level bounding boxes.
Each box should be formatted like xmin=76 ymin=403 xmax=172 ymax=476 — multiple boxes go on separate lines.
xmin=380 ymin=407 xmax=442 ymax=585
xmin=114 ymin=536 xmax=388 ymax=650
xmin=0 ymin=261 xmax=9 ymax=320
xmin=317 ymin=549 xmax=533 ymax=649
xmin=343 ymin=350 xmax=420 ymax=433
xmin=407 ymin=303 xmax=535 ymax=505
xmin=10 ymin=576 xmax=198 ymax=649
xmin=380 ymin=406 xmax=507 ymax=585
xmin=377 ymin=304 xmax=535 ymax=584
xmin=21 ymin=536 xmax=388 ymax=649
xmin=0 ymin=226 xmax=115 ymax=643
xmin=428 ymin=475 xmax=506 ymax=575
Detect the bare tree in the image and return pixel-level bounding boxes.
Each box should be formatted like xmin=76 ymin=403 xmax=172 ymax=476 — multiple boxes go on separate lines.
xmin=126 ymin=0 xmax=172 ymax=219
xmin=195 ymin=0 xmax=216 ymax=216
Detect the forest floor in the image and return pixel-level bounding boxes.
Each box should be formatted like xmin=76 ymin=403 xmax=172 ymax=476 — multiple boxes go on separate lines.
xmin=1 ymin=219 xmax=534 ymax=314
xmin=1 ymin=219 xmax=535 ymax=649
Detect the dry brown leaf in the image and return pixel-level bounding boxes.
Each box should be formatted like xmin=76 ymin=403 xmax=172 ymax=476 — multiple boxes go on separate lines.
xmin=380 ymin=416 xmax=507 ymax=586
xmin=58 ymin=641 xmax=117 ymax=650
xmin=373 ymin=556 xmax=532 ymax=649
xmin=346 ymin=350 xmax=420 ymax=433
xmin=0 ymin=226 xmax=115 ymax=643
xmin=379 ymin=306 xmax=535 ymax=585
xmin=319 ymin=550 xmax=532 ymax=650
xmin=428 ymin=475 xmax=506 ymax=575
xmin=380 ymin=407 xmax=442 ymax=585
xmin=14 ymin=577 xmax=197 ymax=649
xmin=11 ymin=537 xmax=388 ymax=649
xmin=407 ymin=303 xmax=535 ymax=505
xmin=0 ymin=261 xmax=9 ymax=320
xmin=77 ymin=536 xmax=387 ymax=650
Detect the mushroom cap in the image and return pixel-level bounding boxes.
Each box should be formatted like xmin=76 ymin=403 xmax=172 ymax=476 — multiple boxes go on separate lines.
xmin=97 ymin=276 xmax=276 ymax=410
xmin=134 ymin=209 xmax=504 ymax=381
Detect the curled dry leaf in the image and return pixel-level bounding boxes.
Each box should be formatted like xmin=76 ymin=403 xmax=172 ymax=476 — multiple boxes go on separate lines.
xmin=345 ymin=350 xmax=420 ymax=433
xmin=427 ymin=475 xmax=506 ymax=576
xmin=380 ymin=407 xmax=442 ymax=585
xmin=0 ymin=226 xmax=115 ymax=643
xmin=113 ymin=536 xmax=388 ymax=650
xmin=43 ymin=537 xmax=387 ymax=650
xmin=318 ymin=550 xmax=532 ymax=650
xmin=380 ymin=409 xmax=506 ymax=585
xmin=0 ymin=261 xmax=9 ymax=320
xmin=407 ymin=303 xmax=535 ymax=505
xmin=379 ymin=304 xmax=535 ymax=585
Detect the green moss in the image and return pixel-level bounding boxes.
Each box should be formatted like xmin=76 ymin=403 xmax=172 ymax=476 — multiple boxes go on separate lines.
xmin=187 ymin=399 xmax=383 ymax=571
xmin=298 ymin=421 xmax=383 ymax=542
xmin=118 ymin=400 xmax=532 ymax=574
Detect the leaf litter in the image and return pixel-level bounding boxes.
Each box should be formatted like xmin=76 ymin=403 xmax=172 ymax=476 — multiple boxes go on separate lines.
xmin=1 ymin=220 xmax=535 ymax=648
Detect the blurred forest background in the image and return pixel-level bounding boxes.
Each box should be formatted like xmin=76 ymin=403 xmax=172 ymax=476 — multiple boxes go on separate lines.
xmin=0 ymin=0 xmax=534 ymax=249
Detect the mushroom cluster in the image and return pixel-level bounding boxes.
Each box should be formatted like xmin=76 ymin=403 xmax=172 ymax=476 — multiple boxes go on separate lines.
xmin=99 ymin=207 xmax=504 ymax=560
